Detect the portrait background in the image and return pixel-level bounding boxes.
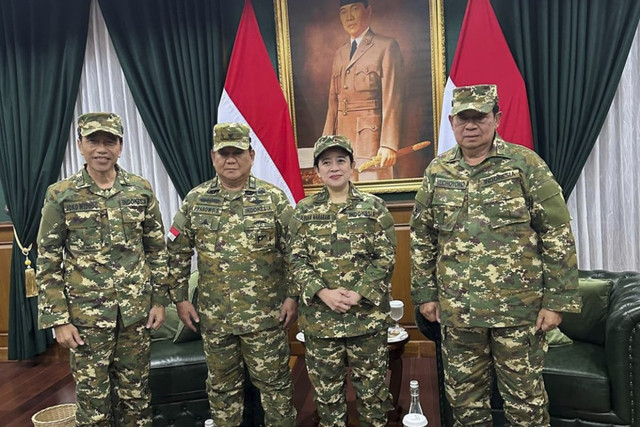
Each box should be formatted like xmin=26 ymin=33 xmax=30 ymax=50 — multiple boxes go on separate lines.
xmin=278 ymin=0 xmax=444 ymax=191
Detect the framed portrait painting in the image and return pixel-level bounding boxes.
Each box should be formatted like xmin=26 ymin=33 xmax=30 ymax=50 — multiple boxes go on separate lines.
xmin=274 ymin=0 xmax=446 ymax=194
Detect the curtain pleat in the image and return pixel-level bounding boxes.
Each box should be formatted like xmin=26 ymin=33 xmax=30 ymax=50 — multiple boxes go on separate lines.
xmin=0 ymin=0 xmax=90 ymax=360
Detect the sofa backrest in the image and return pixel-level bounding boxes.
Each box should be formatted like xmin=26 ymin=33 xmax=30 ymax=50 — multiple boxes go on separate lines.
xmin=559 ymin=272 xmax=613 ymax=345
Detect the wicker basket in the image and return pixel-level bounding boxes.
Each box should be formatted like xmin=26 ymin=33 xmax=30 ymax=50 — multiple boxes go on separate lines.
xmin=31 ymin=403 xmax=76 ymax=427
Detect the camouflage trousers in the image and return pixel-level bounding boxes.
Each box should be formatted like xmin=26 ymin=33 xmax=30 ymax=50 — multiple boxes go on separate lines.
xmin=305 ymin=329 xmax=393 ymax=427
xmin=442 ymin=325 xmax=549 ymax=427
xmin=71 ymin=318 xmax=151 ymax=427
xmin=202 ymin=325 xmax=296 ymax=427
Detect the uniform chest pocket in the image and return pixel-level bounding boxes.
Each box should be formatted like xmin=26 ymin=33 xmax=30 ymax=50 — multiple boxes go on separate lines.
xmin=354 ymin=67 xmax=381 ymax=92
xmin=121 ymin=202 xmax=146 ymax=244
xmin=347 ymin=217 xmax=376 ymax=255
xmin=191 ymin=213 xmax=220 ymax=232
xmin=482 ymin=178 xmax=531 ymax=229
xmin=244 ymin=212 xmax=276 ymax=250
xmin=65 ymin=209 xmax=103 ymax=252
xmin=432 ymin=187 xmax=465 ymax=232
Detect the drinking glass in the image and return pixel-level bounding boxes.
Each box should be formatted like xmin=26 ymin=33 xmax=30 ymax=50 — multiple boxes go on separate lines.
xmin=389 ymin=300 xmax=404 ymax=332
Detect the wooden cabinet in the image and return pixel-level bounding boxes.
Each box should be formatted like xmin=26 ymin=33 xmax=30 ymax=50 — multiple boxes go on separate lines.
xmin=0 ymin=223 xmax=13 ymax=360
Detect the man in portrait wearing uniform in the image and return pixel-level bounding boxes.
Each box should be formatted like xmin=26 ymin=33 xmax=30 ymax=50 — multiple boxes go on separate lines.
xmin=167 ymin=123 xmax=297 ymax=426
xmin=37 ymin=112 xmax=169 ymax=426
xmin=323 ymin=0 xmax=404 ymax=181
xmin=411 ymin=85 xmax=582 ymax=426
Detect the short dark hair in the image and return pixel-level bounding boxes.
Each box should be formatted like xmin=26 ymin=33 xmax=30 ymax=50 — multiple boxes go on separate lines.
xmin=492 ymin=102 xmax=500 ymax=115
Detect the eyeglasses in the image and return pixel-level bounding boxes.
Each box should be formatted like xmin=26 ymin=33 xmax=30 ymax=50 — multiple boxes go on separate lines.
xmin=452 ymin=114 xmax=493 ymax=126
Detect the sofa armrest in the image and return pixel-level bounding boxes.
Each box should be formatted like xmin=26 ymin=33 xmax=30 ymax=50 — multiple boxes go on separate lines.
xmin=601 ymin=271 xmax=640 ymax=426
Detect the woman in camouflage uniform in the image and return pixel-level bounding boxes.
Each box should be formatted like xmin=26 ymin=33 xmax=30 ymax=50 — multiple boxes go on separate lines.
xmin=289 ymin=135 xmax=397 ymax=426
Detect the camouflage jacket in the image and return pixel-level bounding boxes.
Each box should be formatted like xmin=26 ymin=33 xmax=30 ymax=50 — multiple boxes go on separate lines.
xmin=37 ymin=165 xmax=170 ymax=329
xmin=289 ymin=184 xmax=396 ymax=338
xmin=167 ymin=175 xmax=294 ymax=335
xmin=410 ymin=135 xmax=581 ymax=328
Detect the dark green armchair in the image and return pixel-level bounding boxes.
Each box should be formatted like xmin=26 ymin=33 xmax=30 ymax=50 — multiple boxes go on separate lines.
xmin=415 ymin=270 xmax=640 ymax=426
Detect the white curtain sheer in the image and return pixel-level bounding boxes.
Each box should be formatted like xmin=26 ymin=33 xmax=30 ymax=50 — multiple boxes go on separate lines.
xmin=567 ymin=23 xmax=640 ymax=272
xmin=61 ymin=2 xmax=639 ymax=272
xmin=61 ymin=1 xmax=181 ymax=232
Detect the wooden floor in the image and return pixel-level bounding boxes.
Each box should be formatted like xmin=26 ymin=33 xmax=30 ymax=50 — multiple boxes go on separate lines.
xmin=0 ymin=354 xmax=441 ymax=426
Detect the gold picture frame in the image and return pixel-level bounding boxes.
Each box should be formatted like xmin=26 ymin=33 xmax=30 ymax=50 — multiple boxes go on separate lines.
xmin=274 ymin=0 xmax=446 ymax=194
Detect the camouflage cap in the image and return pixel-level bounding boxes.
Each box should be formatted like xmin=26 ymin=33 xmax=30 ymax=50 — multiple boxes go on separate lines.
xmin=450 ymin=84 xmax=498 ymax=115
xmin=313 ymin=135 xmax=353 ymax=162
xmin=213 ymin=122 xmax=251 ymax=151
xmin=77 ymin=112 xmax=124 ymax=137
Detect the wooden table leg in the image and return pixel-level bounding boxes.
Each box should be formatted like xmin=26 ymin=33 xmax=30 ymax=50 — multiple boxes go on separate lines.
xmin=387 ymin=337 xmax=409 ymax=422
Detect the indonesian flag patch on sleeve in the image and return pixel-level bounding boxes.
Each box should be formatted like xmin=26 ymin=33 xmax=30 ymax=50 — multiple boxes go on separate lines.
xmin=167 ymin=226 xmax=180 ymax=241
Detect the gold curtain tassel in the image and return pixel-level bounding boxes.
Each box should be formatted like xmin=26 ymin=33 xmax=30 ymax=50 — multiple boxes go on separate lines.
xmin=24 ymin=259 xmax=37 ymax=298
xmin=12 ymin=226 xmax=36 ymax=298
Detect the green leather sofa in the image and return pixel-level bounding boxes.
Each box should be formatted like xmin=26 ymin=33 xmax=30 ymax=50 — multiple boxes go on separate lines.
xmin=147 ymin=271 xmax=264 ymax=426
xmin=415 ymin=269 xmax=640 ymax=426
xmin=149 ymin=338 xmax=264 ymax=426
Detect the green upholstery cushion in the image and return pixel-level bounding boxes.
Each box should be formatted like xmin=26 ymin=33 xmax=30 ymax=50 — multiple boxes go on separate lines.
xmin=173 ymin=271 xmax=202 ymax=343
xmin=543 ymin=341 xmax=610 ymax=414
xmin=150 ymin=305 xmax=180 ymax=342
xmin=560 ymin=278 xmax=612 ymax=345
xmin=546 ymin=327 xmax=573 ymax=347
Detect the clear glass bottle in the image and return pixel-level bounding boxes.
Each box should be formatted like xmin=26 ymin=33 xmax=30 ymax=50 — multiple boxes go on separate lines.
xmin=408 ymin=379 xmax=424 ymax=415
xmin=204 ymin=419 xmax=214 ymax=427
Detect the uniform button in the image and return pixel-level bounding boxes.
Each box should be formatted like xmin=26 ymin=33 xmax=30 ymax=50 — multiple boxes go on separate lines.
xmin=343 ymin=86 xmax=348 ymax=89
xmin=346 ymin=69 xmax=350 ymax=74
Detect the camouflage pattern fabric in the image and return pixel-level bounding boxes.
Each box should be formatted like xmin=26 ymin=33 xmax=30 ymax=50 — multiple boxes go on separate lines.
xmin=442 ymin=325 xmax=549 ymax=426
xmin=289 ymin=184 xmax=395 ymax=425
xmin=450 ymin=84 xmax=498 ymax=115
xmin=167 ymin=175 xmax=296 ymax=425
xmin=77 ymin=112 xmax=124 ymax=137
xmin=72 ymin=318 xmax=152 ymax=426
xmin=36 ymin=165 xmax=167 ymax=426
xmin=410 ymin=135 xmax=581 ymax=328
xmin=213 ymin=122 xmax=251 ymax=151
xmin=305 ymin=330 xmax=393 ymax=427
xmin=37 ymin=165 xmax=170 ymax=330
xmin=167 ymin=175 xmax=295 ymax=331
xmin=202 ymin=326 xmax=295 ymax=426
xmin=289 ymin=184 xmax=396 ymax=338
xmin=313 ymin=134 xmax=353 ymax=161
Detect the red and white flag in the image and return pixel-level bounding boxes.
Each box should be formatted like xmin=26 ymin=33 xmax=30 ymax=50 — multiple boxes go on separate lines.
xmin=438 ymin=0 xmax=533 ymax=154
xmin=217 ymin=0 xmax=304 ymax=204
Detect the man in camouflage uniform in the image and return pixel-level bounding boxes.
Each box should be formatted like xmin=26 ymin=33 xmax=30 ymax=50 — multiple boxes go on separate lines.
xmin=167 ymin=123 xmax=297 ymax=426
xmin=289 ymin=135 xmax=396 ymax=426
xmin=411 ymin=85 xmax=582 ymax=426
xmin=323 ymin=0 xmax=404 ymax=181
xmin=37 ymin=112 xmax=169 ymax=426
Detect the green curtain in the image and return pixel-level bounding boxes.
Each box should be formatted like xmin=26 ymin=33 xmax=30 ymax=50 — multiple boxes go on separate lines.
xmin=0 ymin=0 xmax=90 ymax=360
xmin=445 ymin=0 xmax=640 ymax=198
xmin=97 ymin=0 xmax=278 ymax=198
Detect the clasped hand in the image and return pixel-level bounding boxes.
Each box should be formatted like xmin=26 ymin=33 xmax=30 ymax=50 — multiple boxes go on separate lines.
xmin=318 ymin=288 xmax=361 ymax=314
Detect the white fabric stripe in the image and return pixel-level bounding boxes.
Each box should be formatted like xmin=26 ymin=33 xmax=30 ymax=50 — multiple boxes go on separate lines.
xmin=437 ymin=78 xmax=457 ymax=155
xmin=217 ymin=89 xmax=296 ymax=205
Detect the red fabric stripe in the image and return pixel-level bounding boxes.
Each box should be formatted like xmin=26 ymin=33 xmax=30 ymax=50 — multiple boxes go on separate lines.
xmin=223 ymin=0 xmax=304 ymax=201
xmin=450 ymin=0 xmax=534 ymax=149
